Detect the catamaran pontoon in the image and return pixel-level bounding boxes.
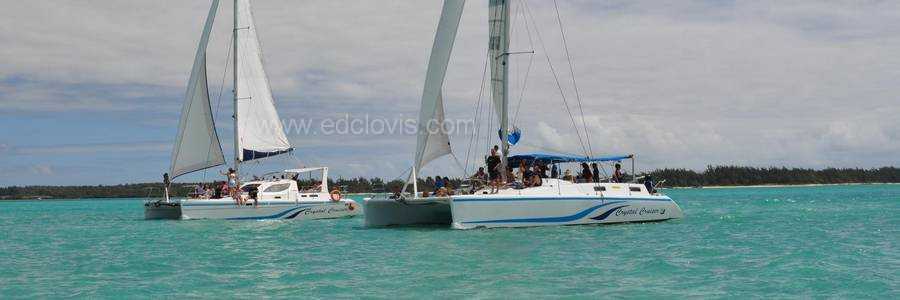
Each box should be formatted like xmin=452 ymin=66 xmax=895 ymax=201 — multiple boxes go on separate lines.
xmin=144 ymin=0 xmax=359 ymax=220
xmin=363 ymin=0 xmax=683 ymax=229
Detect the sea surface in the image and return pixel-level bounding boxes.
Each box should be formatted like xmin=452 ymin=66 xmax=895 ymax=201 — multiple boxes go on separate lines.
xmin=0 ymin=185 xmax=897 ymax=299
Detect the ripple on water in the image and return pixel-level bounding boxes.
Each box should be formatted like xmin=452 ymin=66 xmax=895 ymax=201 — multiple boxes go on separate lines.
xmin=0 ymin=185 xmax=898 ymax=298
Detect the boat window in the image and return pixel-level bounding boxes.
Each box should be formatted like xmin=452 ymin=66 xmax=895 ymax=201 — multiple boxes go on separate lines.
xmin=241 ymin=184 xmax=260 ymax=193
xmin=594 ymin=186 xmax=606 ymax=191
xmin=263 ymin=183 xmax=291 ymax=193
xmin=629 ymin=187 xmax=642 ymax=192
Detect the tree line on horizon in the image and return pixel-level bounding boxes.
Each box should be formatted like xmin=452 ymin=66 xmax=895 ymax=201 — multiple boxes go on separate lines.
xmin=1 ymin=166 xmax=897 ymax=200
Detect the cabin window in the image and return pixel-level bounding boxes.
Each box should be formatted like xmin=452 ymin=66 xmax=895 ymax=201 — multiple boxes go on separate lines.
xmin=629 ymin=187 xmax=642 ymax=192
xmin=594 ymin=186 xmax=606 ymax=192
xmin=263 ymin=183 xmax=291 ymax=193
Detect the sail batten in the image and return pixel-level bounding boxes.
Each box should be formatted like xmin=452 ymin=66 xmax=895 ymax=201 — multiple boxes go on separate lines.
xmin=413 ymin=0 xmax=466 ymax=174
xmin=170 ymin=0 xmax=225 ymax=179
xmin=235 ymin=0 xmax=292 ymax=162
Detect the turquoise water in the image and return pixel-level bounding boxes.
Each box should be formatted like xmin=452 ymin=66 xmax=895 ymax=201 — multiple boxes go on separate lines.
xmin=1 ymin=185 xmax=897 ymax=298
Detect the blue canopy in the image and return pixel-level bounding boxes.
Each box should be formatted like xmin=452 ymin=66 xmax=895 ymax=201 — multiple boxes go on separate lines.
xmin=507 ymin=152 xmax=632 ymax=167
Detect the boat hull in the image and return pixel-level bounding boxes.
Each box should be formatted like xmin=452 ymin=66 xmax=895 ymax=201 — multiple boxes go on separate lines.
xmin=144 ymin=199 xmax=360 ymax=220
xmin=144 ymin=201 xmax=182 ymax=220
xmin=181 ymin=199 xmax=360 ymax=220
xmin=363 ymin=198 xmax=451 ymax=227
xmin=450 ymin=195 xmax=683 ymax=229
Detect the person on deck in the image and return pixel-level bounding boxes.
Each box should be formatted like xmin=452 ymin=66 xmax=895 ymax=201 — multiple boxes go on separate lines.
xmin=486 ymin=146 xmax=501 ymax=193
xmin=471 ymin=167 xmax=487 ymax=190
xmin=538 ymin=162 xmax=549 ymax=178
xmin=551 ymin=164 xmax=558 ymax=179
xmin=434 ymin=176 xmax=445 ymax=192
xmin=530 ymin=165 xmax=543 ymax=187
xmin=580 ymin=163 xmax=593 ymax=183
xmin=517 ymin=160 xmax=528 ymax=185
xmin=644 ymin=175 xmax=656 ymax=194
xmin=612 ymin=163 xmax=624 ymax=183
xmin=591 ymin=163 xmax=601 ymax=183
xmin=563 ymin=169 xmax=574 ymax=182
xmin=443 ymin=176 xmax=452 ymax=191
xmin=221 ymin=168 xmax=240 ymax=205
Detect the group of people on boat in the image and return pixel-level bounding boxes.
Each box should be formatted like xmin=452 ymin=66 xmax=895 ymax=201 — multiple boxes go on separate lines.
xmin=179 ymin=168 xmax=244 ymax=204
xmin=464 ymin=145 xmax=631 ymax=194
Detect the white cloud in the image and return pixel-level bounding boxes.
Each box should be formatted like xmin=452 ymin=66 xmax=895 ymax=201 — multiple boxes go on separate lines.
xmin=2 ymin=0 xmax=899 ymax=184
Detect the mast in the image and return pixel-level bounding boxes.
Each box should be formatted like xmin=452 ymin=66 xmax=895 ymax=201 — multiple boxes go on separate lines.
xmin=490 ymin=0 xmax=511 ymax=182
xmin=232 ymin=0 xmax=240 ymax=177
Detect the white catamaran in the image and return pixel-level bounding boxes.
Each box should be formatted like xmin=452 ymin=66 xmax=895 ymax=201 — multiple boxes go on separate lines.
xmin=144 ymin=0 xmax=359 ymax=220
xmin=364 ymin=0 xmax=683 ymax=229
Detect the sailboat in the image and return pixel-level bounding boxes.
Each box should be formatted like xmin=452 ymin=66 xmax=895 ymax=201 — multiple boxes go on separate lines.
xmin=144 ymin=0 xmax=360 ymax=220
xmin=363 ymin=0 xmax=683 ymax=229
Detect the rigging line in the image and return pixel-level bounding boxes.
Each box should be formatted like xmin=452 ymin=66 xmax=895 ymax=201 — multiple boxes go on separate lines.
xmin=512 ymin=0 xmax=536 ymax=126
xmin=476 ymin=65 xmax=489 ymax=169
xmin=552 ymin=0 xmax=592 ymax=158
xmin=522 ymin=0 xmax=589 ymax=156
xmin=463 ymin=53 xmax=490 ymax=175
xmin=511 ymin=47 xmax=534 ymax=126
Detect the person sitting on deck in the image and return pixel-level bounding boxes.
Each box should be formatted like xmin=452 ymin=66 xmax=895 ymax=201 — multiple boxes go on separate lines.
xmin=213 ymin=182 xmax=223 ymax=199
xmin=612 ymin=163 xmax=624 ymax=183
xmin=530 ymin=165 xmax=543 ymax=187
xmin=192 ymin=185 xmax=205 ymax=199
xmin=434 ymin=176 xmax=445 ymax=192
xmin=580 ymin=163 xmax=593 ymax=183
xmin=470 ymin=167 xmax=487 ymax=191
xmin=591 ymin=163 xmax=600 ymax=183
xmin=517 ymin=160 xmax=528 ymax=185
xmin=551 ymin=164 xmax=559 ymax=179
xmin=443 ymin=176 xmax=452 ymax=191
xmin=563 ymin=169 xmax=574 ymax=182
xmin=538 ymin=162 xmax=549 ymax=178
xmin=523 ymin=163 xmax=535 ymax=187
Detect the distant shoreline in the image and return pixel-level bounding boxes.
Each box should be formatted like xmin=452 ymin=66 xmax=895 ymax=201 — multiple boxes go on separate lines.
xmin=669 ymin=182 xmax=899 ymax=189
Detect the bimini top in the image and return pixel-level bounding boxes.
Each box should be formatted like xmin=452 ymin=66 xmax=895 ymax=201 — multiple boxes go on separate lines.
xmin=507 ymin=153 xmax=633 ymax=166
xmin=283 ymin=167 xmax=328 ymax=174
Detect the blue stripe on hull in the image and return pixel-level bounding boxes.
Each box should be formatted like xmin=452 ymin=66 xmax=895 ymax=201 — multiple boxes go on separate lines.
xmin=463 ymin=201 xmax=625 ymax=224
xmin=225 ymin=206 xmax=307 ymax=220
xmin=452 ymin=196 xmax=672 ymax=202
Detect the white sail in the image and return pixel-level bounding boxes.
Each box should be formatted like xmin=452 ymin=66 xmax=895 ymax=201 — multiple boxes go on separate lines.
xmin=235 ymin=0 xmax=292 ymax=162
xmin=170 ymin=0 xmax=225 ymax=179
xmin=413 ymin=0 xmax=466 ymax=173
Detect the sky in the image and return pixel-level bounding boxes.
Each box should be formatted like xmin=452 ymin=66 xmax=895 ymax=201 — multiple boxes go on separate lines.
xmin=1 ymin=0 xmax=899 ymax=186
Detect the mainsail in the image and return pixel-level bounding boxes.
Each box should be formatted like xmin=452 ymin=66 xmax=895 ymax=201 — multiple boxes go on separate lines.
xmin=235 ymin=0 xmax=292 ymax=162
xmin=413 ymin=0 xmax=466 ymax=172
xmin=170 ymin=0 xmax=225 ymax=179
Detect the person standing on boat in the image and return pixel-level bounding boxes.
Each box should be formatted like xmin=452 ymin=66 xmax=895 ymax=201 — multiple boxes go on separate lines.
xmin=580 ymin=163 xmax=593 ymax=183
xmin=222 ymin=168 xmax=240 ymax=205
xmin=486 ymin=146 xmax=501 ymax=193
xmin=591 ymin=163 xmax=600 ymax=183
xmin=551 ymin=164 xmax=558 ymax=179
xmin=612 ymin=163 xmax=624 ymax=183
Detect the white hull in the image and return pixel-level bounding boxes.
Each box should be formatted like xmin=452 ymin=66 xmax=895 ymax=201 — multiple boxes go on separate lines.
xmin=450 ymin=194 xmax=681 ymax=229
xmin=364 ymin=179 xmax=683 ymax=229
xmin=145 ymin=177 xmax=361 ymax=220
xmin=144 ymin=198 xmax=360 ymax=220
xmin=181 ymin=198 xmax=359 ymax=220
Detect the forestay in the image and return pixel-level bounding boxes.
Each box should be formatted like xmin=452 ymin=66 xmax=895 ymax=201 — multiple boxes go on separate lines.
xmin=170 ymin=0 xmax=225 ymax=179
xmin=235 ymin=0 xmax=292 ymax=161
xmin=413 ymin=0 xmax=466 ymax=171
